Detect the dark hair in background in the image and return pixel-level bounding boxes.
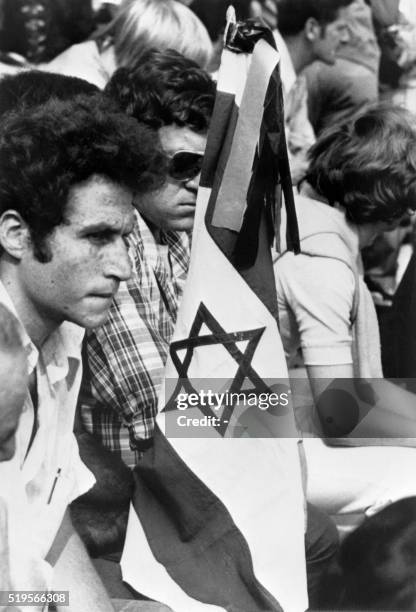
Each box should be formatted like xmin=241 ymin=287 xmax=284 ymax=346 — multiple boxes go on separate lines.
xmin=0 ymin=95 xmax=165 ymax=262
xmin=319 ymin=497 xmax=416 ymax=610
xmin=0 ymin=0 xmax=94 ymax=63
xmin=105 ymin=47 xmax=215 ymax=132
xmin=277 ymin=0 xmax=353 ymax=36
xmin=0 ymin=70 xmax=98 ymax=117
xmin=305 ymin=105 xmax=416 ymax=225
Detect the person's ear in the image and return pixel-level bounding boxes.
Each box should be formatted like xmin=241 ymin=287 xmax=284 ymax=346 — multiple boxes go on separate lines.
xmin=0 ymin=210 xmax=30 ymax=260
xmin=304 ymin=17 xmax=322 ymax=43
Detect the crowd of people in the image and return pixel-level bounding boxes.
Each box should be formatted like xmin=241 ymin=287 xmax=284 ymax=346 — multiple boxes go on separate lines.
xmin=1 ymin=0 xmax=416 ymax=610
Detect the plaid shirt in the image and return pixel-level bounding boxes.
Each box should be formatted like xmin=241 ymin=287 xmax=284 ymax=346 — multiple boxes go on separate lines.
xmin=79 ymin=211 xmax=190 ymax=467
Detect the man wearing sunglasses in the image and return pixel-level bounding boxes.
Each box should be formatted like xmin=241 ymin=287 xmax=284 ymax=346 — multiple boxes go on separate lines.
xmin=78 ymin=49 xmax=215 ymax=483
xmin=74 ymin=49 xmax=340 ymax=607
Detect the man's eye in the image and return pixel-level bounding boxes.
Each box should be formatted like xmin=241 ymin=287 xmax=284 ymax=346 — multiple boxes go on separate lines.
xmin=87 ymin=231 xmax=112 ymax=244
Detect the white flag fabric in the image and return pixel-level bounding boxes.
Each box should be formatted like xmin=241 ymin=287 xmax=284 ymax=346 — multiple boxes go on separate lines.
xmin=122 ymin=24 xmax=308 ymax=612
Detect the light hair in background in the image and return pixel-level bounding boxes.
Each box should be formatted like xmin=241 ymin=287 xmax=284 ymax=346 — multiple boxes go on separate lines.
xmin=100 ymin=0 xmax=213 ymax=69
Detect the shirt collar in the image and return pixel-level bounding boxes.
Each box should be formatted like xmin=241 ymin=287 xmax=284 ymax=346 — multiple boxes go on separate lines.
xmin=40 ymin=321 xmax=84 ymax=385
xmin=0 ymin=280 xmax=38 ymax=375
xmin=131 ymin=210 xmax=188 ymax=266
xmin=0 ymin=280 xmax=84 ymax=384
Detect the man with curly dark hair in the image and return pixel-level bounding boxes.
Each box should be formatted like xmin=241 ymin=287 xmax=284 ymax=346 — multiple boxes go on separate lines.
xmin=0 ymin=70 xmax=99 ymax=116
xmin=104 ymin=48 xmax=215 ymax=235
xmin=80 ymin=48 xmax=216 ymax=470
xmin=323 ymin=496 xmax=416 ymax=610
xmin=0 ymin=94 xmax=165 ymax=609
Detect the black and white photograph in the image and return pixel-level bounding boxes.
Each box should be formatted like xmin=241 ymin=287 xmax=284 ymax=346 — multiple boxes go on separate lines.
xmin=1 ymin=1 xmax=416 ymax=610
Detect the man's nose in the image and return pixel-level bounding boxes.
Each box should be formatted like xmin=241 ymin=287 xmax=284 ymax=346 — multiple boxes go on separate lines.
xmin=106 ymin=241 xmax=132 ymax=282
xmin=185 ymin=171 xmax=201 ymax=192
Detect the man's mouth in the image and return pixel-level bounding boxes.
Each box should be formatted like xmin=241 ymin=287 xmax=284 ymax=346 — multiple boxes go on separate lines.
xmin=89 ymin=294 xmax=114 ymax=300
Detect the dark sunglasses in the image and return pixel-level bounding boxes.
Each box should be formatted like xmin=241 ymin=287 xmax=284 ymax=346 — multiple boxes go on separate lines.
xmin=168 ymin=150 xmax=204 ymax=182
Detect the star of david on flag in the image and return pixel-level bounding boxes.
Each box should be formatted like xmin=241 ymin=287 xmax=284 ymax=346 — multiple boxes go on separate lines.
xmin=121 ymin=12 xmax=308 ymax=612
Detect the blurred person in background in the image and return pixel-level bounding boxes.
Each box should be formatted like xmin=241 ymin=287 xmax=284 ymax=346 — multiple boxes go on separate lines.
xmin=318 ymin=497 xmax=416 ymax=610
xmin=274 ymin=104 xmax=416 ymax=535
xmin=304 ymin=0 xmax=380 ymax=136
xmin=383 ymin=0 xmax=416 ymax=111
xmin=0 ymin=0 xmax=94 ymax=72
xmin=44 ymin=0 xmax=213 ymax=88
xmin=355 ymin=2 xmax=416 ymax=374
xmin=191 ymin=0 xmax=353 ymax=182
xmin=274 ymin=0 xmax=353 ymax=182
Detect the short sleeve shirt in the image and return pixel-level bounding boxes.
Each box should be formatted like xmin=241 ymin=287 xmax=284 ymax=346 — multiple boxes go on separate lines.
xmin=274 ymin=252 xmax=356 ymax=367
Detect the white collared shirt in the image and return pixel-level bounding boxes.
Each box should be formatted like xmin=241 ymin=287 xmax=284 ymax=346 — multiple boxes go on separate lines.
xmin=0 ymin=281 xmax=94 ymax=594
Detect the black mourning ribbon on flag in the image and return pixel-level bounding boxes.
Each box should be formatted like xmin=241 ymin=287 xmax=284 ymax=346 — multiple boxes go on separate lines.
xmin=225 ymin=17 xmax=276 ymax=53
xmin=225 ymin=18 xmax=300 ymax=268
